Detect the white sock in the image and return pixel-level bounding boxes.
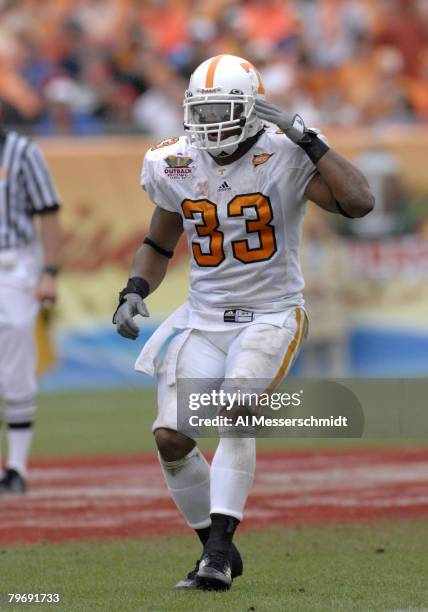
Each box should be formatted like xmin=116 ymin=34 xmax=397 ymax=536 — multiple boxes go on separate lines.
xmin=210 ymin=437 xmax=256 ymax=521
xmin=7 ymin=427 xmax=33 ymax=478
xmin=159 ymin=446 xmax=211 ymax=529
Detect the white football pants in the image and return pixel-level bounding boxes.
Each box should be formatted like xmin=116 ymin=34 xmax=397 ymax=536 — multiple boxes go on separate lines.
xmin=153 ymin=307 xmax=308 ymax=433
xmin=0 ymin=245 xmax=40 ymax=422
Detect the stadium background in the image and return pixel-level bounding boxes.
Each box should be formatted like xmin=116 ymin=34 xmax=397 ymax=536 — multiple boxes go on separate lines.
xmin=0 ymin=0 xmax=422 ymax=387
xmin=2 ymin=1 xmax=428 ymax=610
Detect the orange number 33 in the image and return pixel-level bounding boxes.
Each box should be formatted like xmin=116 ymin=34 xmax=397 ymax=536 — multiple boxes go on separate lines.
xmin=181 ymin=193 xmax=277 ymax=267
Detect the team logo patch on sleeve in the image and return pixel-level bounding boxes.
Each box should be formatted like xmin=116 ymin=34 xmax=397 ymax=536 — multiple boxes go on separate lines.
xmin=164 ymin=155 xmax=194 ymax=178
xmin=252 ymin=152 xmax=274 ymax=167
xmin=150 ymin=137 xmax=179 ymax=151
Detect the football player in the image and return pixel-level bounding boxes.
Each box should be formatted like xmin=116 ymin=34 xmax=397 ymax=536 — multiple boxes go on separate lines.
xmin=113 ymin=54 xmax=374 ymax=590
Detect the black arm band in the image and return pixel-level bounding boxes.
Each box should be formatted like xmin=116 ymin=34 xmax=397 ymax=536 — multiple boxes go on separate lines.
xmin=143 ymin=237 xmax=174 ymax=259
xmin=335 ymin=201 xmax=354 ymax=219
xmin=119 ymin=277 xmax=150 ymax=302
xmin=297 ymin=130 xmax=330 ymax=165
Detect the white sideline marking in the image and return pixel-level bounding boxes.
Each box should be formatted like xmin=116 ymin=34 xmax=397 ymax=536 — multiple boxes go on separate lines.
xmin=21 ymin=462 xmax=428 ymax=499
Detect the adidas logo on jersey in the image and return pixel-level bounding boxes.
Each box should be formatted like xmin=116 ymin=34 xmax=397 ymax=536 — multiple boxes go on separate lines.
xmin=218 ymin=181 xmax=231 ymax=192
xmin=224 ymin=309 xmax=254 ymax=323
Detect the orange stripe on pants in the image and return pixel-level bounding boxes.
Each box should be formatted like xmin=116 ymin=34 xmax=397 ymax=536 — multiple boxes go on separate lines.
xmin=266 ymin=308 xmax=307 ymax=394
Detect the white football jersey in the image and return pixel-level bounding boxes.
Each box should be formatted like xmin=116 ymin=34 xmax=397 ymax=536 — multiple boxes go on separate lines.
xmin=141 ymin=126 xmax=317 ymax=315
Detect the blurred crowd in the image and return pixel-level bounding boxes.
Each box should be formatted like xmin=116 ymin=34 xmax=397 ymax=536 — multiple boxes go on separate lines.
xmin=2 ymin=0 xmax=428 ymax=136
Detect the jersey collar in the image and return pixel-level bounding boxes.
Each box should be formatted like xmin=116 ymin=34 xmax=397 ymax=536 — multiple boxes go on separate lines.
xmin=208 ymin=128 xmax=266 ymax=166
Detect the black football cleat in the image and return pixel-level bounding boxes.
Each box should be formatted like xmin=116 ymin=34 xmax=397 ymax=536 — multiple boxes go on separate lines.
xmin=175 ymin=543 xmax=243 ymax=589
xmin=196 ymin=551 xmax=232 ymax=591
xmin=0 ymin=468 xmax=27 ymax=495
xmin=175 ymin=559 xmax=201 ymax=589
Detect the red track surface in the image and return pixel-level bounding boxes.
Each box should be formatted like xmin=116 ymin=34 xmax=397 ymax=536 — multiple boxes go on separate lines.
xmin=1 ymin=448 xmax=428 ymax=545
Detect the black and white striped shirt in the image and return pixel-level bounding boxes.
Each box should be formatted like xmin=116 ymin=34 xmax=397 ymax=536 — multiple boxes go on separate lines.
xmin=0 ymin=130 xmax=61 ymax=250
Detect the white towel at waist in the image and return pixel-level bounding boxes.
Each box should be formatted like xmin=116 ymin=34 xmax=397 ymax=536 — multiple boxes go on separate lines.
xmin=134 ymin=303 xmax=190 ymax=376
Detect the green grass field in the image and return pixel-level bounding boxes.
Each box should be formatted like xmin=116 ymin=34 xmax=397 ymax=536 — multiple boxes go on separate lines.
xmin=2 ymin=522 xmax=428 ymax=611
xmin=1 ymin=389 xmax=427 ymax=612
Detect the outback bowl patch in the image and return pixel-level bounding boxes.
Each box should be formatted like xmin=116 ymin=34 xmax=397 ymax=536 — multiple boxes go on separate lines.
xmin=164 ymin=155 xmax=193 ymax=178
xmin=164 ymin=155 xmax=193 ymax=168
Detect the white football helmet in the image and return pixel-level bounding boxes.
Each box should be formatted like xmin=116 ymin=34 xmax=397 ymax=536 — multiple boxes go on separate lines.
xmin=183 ymin=54 xmax=265 ymax=157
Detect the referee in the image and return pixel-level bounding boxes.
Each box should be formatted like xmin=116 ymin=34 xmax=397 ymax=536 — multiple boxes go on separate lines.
xmin=0 ymin=121 xmax=62 ymax=494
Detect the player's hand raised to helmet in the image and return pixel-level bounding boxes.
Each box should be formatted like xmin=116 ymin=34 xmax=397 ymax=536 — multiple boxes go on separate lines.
xmin=113 ymin=293 xmax=149 ymax=340
xmin=254 ymin=99 xmax=306 ymax=144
